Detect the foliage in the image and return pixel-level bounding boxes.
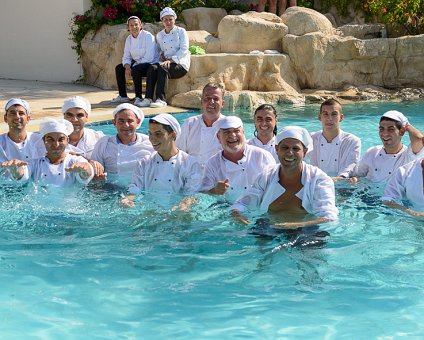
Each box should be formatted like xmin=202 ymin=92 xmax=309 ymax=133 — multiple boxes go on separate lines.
xmin=365 ymin=0 xmax=424 ymax=35
xmin=318 ymin=0 xmax=424 ymax=36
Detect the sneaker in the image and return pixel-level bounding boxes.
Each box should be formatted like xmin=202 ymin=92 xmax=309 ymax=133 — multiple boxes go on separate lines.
xmin=111 ymin=95 xmax=130 ymax=103
xmin=133 ymin=97 xmax=143 ymax=107
xmin=137 ymin=98 xmax=152 ymax=108
xmin=150 ymin=99 xmax=167 ymax=108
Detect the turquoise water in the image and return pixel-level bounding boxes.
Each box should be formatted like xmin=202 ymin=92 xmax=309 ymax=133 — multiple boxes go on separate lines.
xmin=1 ymin=100 xmax=423 ymax=338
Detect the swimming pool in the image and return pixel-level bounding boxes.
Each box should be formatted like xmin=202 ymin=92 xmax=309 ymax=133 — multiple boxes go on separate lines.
xmin=0 ymin=100 xmax=423 ymax=338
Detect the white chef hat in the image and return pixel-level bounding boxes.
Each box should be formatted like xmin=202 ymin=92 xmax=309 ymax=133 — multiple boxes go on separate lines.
xmin=219 ymin=116 xmax=243 ymax=130
xmin=276 ymin=126 xmax=313 ymax=152
xmin=160 ymin=7 xmax=177 ymax=20
xmin=61 ymin=96 xmax=91 ymax=115
xmin=127 ymin=16 xmax=141 ymax=25
xmin=112 ymin=103 xmax=144 ymax=128
xmin=39 ymin=118 xmax=74 ymax=137
xmin=150 ymin=113 xmax=181 ymax=137
xmin=5 ymin=98 xmax=31 ymax=116
xmin=381 ymin=110 xmax=408 ymax=127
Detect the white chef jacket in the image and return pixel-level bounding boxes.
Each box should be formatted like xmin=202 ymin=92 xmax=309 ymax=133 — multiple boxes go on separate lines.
xmin=67 ymin=128 xmax=105 ymax=159
xmin=355 ymin=144 xmax=424 ymax=183
xmin=19 ymin=153 xmax=94 ymax=186
xmin=91 ymin=133 xmax=154 ymax=176
xmin=0 ymin=132 xmax=45 ymax=161
xmin=156 ymin=26 xmax=190 ymax=70
xmin=122 ymin=30 xmax=160 ymax=66
xmin=232 ymin=162 xmax=338 ymax=220
xmin=201 ymin=144 xmax=276 ymax=203
xmin=247 ymin=136 xmax=278 ymax=162
xmin=382 ymin=158 xmax=424 ymax=209
xmin=176 ymin=114 xmax=226 ymax=166
xmin=310 ymin=130 xmax=361 ymax=177
xmin=128 ymin=150 xmax=201 ymax=195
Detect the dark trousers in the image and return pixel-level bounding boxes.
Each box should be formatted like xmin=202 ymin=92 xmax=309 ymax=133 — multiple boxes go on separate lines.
xmin=115 ymin=63 xmax=151 ymax=99
xmin=145 ymin=63 xmax=187 ymax=101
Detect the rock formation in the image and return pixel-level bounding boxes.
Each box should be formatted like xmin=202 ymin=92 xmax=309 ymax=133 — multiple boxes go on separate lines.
xmin=80 ymin=7 xmax=424 ymax=110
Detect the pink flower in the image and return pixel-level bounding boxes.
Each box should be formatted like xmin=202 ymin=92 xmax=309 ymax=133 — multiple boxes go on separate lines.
xmin=381 ymin=7 xmax=387 ymax=14
xmin=103 ymin=7 xmax=118 ymax=20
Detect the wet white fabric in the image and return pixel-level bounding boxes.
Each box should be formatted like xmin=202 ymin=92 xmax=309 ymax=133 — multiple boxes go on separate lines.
xmin=201 ymin=144 xmax=276 ymax=203
xmin=91 ymin=133 xmax=153 ymax=176
xmin=39 ymin=118 xmax=73 ymax=137
xmin=310 ymin=130 xmax=361 ymax=177
xmin=382 ymin=110 xmax=408 ymax=126
xmin=176 ymin=114 xmax=226 ymax=166
xmin=232 ymin=162 xmax=339 ymax=220
xmin=128 ymin=150 xmax=201 ymax=195
xmin=61 ymin=96 xmax=91 ymax=115
xmin=18 ymin=153 xmax=93 ymax=186
xmin=66 ymin=128 xmax=105 ymax=159
xmin=382 ymin=158 xmax=424 ymax=209
xmin=247 ymin=136 xmax=278 ymax=162
xmin=276 ymin=126 xmax=313 ymax=151
xmin=355 ymin=144 xmax=424 ymax=182
xmin=0 ymin=132 xmax=45 ymax=161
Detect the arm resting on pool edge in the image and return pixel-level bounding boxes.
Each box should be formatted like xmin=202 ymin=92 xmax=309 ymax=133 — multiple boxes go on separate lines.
xmin=383 ymin=200 xmax=424 ymax=218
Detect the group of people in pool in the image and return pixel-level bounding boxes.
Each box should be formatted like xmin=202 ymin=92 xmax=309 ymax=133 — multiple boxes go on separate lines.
xmin=1 ymin=81 xmax=423 ymax=227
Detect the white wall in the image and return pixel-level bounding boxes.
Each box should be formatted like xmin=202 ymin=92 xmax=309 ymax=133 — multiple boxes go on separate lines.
xmin=0 ymin=0 xmax=91 ymax=82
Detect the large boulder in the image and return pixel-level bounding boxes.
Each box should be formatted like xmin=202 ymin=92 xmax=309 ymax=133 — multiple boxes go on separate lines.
xmin=281 ymin=7 xmax=335 ymax=36
xmin=181 ymin=7 xmax=227 ymax=33
xmin=167 ymin=53 xmax=300 ymax=106
xmin=187 ymin=30 xmax=221 ymax=53
xmin=218 ymin=11 xmax=288 ymax=53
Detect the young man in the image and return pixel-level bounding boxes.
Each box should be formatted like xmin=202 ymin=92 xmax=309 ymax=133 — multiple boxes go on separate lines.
xmin=201 ymin=116 xmax=276 ymax=203
xmin=232 ymin=126 xmax=338 ymax=228
xmin=352 ymin=110 xmax=424 ymax=183
xmin=62 ymin=96 xmax=105 ymax=159
xmin=121 ymin=113 xmax=202 ymax=208
xmin=176 ymin=83 xmax=226 ymax=166
xmin=0 ymin=98 xmax=44 ymax=162
xmin=111 ymin=16 xmax=159 ymax=106
xmin=91 ymin=103 xmax=153 ymax=183
xmin=1 ymin=118 xmax=94 ymax=186
xmin=310 ymin=98 xmax=361 ymax=181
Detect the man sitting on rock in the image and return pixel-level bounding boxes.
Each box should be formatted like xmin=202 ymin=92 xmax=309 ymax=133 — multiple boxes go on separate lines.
xmin=231 ymin=126 xmax=338 ymax=229
xmin=201 ymin=116 xmax=276 ymax=203
xmin=351 ymin=110 xmax=424 ymax=183
xmin=310 ymin=98 xmax=361 ymax=182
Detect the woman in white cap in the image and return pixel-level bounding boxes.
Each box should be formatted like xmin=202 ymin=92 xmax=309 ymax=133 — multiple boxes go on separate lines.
xmin=121 ymin=113 xmax=202 ymax=207
xmin=0 ymin=98 xmax=45 ymax=162
xmin=62 ymin=96 xmax=105 ymax=159
xmin=138 ymin=7 xmax=190 ymax=108
xmin=382 ymin=158 xmax=424 ymax=218
xmin=352 ymin=110 xmax=424 ymax=183
xmin=0 ymin=118 xmax=94 ymax=186
xmin=91 ymin=103 xmax=154 ymax=183
xmin=232 ymin=126 xmax=338 ymax=228
xmin=111 ymin=16 xmax=160 ymax=106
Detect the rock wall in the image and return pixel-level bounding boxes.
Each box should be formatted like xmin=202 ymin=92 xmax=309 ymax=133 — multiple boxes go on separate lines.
xmin=80 ymin=7 xmax=424 ymax=109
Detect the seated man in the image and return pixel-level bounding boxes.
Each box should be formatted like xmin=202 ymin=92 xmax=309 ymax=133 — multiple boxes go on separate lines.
xmin=310 ymin=98 xmax=361 ymax=181
xmin=352 ymin=110 xmax=424 ymax=183
xmin=91 ymin=103 xmax=154 ymax=183
xmin=232 ymin=126 xmax=338 ymax=229
xmin=0 ymin=98 xmax=45 ymax=162
xmin=121 ymin=113 xmax=202 ymax=208
xmin=176 ymin=83 xmax=226 ymax=166
xmin=201 ymin=116 xmax=276 ymax=203
xmin=1 ymin=118 xmax=94 ymax=187
xmin=382 ymin=158 xmax=424 ymax=218
xmin=62 ymin=96 xmax=105 ymax=159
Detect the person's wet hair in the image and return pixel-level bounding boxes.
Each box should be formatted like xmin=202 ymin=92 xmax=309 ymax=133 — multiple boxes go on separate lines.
xmin=149 ymin=118 xmax=174 ymax=134
xmin=380 ymin=116 xmax=403 ymax=130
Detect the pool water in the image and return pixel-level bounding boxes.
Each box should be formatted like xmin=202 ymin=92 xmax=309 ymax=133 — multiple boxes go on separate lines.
xmin=1 ymin=100 xmax=423 ymax=338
